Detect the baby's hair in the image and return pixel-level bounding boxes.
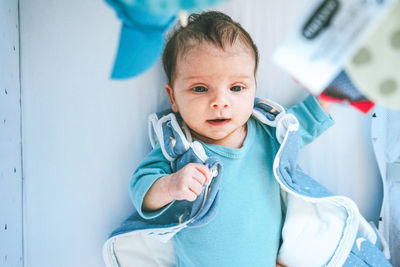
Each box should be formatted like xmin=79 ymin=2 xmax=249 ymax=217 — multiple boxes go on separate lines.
xmin=162 ymin=11 xmax=259 ymax=86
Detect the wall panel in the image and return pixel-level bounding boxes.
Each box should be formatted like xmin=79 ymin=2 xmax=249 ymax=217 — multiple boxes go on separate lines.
xmin=0 ymin=0 xmax=23 ymax=266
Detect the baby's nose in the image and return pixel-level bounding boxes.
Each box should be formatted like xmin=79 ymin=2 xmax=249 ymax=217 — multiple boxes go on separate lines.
xmin=210 ymin=91 xmax=229 ymax=109
xmin=211 ymin=102 xmax=229 ymax=109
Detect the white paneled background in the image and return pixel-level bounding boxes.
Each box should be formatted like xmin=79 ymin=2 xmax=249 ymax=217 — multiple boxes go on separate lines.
xmin=1 ymin=0 xmax=382 ymax=266
xmin=0 ymin=0 xmax=23 ymax=266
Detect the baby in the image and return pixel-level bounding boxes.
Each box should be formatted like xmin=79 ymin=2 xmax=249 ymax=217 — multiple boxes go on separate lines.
xmin=130 ymin=11 xmax=332 ymax=266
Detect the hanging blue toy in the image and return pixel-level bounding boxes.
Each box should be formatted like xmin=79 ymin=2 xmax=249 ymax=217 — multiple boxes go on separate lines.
xmin=105 ymin=0 xmax=228 ymax=79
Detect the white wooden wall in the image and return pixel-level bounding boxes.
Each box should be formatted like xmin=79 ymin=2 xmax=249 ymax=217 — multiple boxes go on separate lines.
xmin=0 ymin=0 xmax=23 ymax=266
xmin=0 ymin=0 xmax=383 ymax=266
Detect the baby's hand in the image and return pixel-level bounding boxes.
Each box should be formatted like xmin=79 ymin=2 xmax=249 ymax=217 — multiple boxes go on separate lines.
xmin=142 ymin=163 xmax=212 ymax=211
xmin=317 ymin=96 xmax=332 ymax=114
xmin=167 ymin=163 xmax=211 ymax=202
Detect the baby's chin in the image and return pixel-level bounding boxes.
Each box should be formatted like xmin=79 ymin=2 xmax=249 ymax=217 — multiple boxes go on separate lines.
xmin=189 ymin=126 xmax=247 ymax=148
xmin=188 ymin=130 xmax=215 ymax=144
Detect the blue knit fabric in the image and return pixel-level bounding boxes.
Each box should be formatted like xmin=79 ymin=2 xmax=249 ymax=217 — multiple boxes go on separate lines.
xmin=343 ymin=234 xmax=391 ymax=267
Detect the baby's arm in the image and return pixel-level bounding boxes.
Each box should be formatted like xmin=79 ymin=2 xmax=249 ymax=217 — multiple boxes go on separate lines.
xmin=142 ymin=163 xmax=212 ymax=211
xmin=287 ymin=94 xmax=334 ymax=147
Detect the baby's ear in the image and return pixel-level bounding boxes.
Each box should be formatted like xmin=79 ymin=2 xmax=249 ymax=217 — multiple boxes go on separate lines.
xmin=165 ymin=84 xmax=178 ymax=112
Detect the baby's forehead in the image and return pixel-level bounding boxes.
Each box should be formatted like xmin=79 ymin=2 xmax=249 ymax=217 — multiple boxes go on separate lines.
xmin=173 ymin=41 xmax=256 ymax=82
xmin=177 ymin=39 xmax=255 ymax=61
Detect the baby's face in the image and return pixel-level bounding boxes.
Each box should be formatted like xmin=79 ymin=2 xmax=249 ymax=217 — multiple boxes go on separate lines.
xmin=166 ymin=41 xmax=256 ymax=148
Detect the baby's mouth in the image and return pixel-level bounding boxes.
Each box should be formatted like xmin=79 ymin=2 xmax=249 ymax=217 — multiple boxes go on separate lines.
xmin=207 ymin=118 xmax=231 ymax=125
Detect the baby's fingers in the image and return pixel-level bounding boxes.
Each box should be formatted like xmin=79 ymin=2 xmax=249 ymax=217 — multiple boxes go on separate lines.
xmin=191 ymin=163 xmax=212 ymax=185
xmin=188 ymin=178 xmax=204 ymax=197
xmin=183 ymin=190 xmax=198 ymax=202
xmin=169 ymin=182 xmax=198 ymax=202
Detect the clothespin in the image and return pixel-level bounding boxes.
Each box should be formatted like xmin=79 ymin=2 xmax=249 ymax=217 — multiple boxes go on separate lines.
xmin=179 ymin=10 xmax=189 ymax=27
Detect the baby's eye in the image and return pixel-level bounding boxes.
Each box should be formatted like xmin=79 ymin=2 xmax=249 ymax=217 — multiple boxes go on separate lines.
xmin=230 ymin=85 xmax=243 ymax=92
xmin=192 ymin=86 xmax=208 ymax=92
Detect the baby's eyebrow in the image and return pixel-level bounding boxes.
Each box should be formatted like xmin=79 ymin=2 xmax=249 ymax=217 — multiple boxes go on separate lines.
xmin=184 ymin=75 xmax=253 ymax=81
xmin=232 ymin=75 xmax=253 ymax=80
xmin=184 ymin=75 xmax=205 ymax=81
